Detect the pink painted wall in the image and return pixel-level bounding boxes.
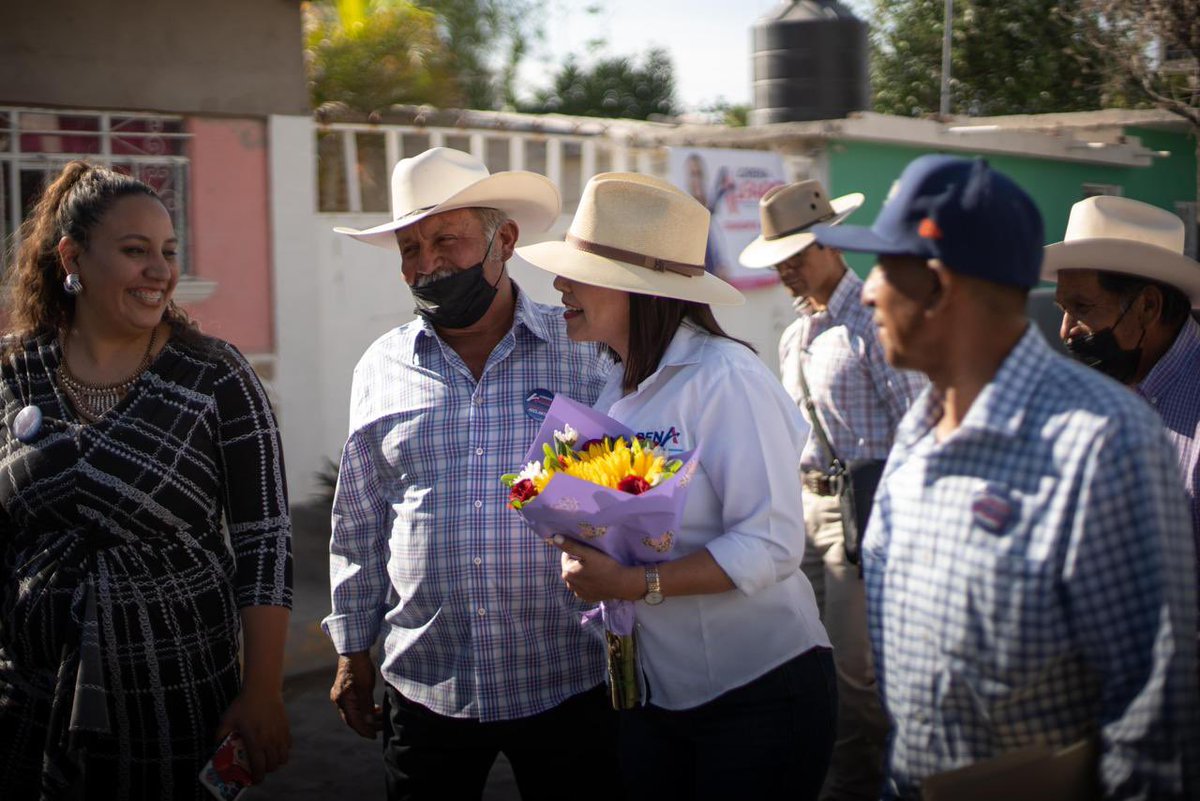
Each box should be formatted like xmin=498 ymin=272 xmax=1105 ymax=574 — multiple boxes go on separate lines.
xmin=185 ymin=117 xmax=273 ymax=353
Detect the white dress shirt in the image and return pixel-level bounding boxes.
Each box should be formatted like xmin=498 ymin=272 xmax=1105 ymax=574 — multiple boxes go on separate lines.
xmin=596 ymin=324 xmax=830 ymax=711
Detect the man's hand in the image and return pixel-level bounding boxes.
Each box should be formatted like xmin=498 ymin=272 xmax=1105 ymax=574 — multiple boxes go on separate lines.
xmin=331 ymin=651 xmax=383 ymax=738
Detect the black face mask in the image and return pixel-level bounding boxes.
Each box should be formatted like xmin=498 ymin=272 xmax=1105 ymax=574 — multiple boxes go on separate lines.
xmin=410 ymin=233 xmax=502 ymax=329
xmin=1063 ymin=299 xmax=1144 ymax=384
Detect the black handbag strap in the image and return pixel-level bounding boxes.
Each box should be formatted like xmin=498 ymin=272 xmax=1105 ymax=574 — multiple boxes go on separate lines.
xmin=793 ymin=353 xmax=842 ymax=474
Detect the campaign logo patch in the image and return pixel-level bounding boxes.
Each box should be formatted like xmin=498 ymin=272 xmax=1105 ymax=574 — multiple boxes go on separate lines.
xmin=972 ymin=483 xmax=1017 ymax=535
xmin=524 ymin=389 xmax=555 ymax=422
xmin=635 ymin=425 xmax=684 ymax=453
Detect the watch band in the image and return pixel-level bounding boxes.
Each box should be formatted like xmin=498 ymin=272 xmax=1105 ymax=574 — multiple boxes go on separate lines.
xmin=643 ymin=565 xmax=664 ymax=605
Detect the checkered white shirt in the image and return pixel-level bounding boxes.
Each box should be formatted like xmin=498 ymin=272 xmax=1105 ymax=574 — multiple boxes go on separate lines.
xmin=1137 ymin=316 xmax=1200 ymax=559
xmin=866 ymin=324 xmax=1200 ymax=799
xmin=323 ymin=287 xmax=609 ymax=722
xmin=778 ymin=270 xmax=926 ymax=471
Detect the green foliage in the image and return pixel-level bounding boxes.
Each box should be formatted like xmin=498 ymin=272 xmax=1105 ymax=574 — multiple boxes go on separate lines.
xmin=305 ymin=0 xmax=548 ymax=112
xmin=871 ymin=0 xmax=1127 ymax=117
xmin=1081 ymin=0 xmax=1199 ymax=128
xmin=305 ymin=1 xmax=463 ymax=111
xmin=414 ymin=0 xmax=546 ymax=109
xmin=703 ymin=99 xmax=750 ymax=127
xmin=520 ymin=48 xmax=679 ymax=120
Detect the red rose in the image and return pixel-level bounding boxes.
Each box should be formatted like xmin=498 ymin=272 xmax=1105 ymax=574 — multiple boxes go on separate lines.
xmin=617 ymin=475 xmax=651 ymax=495
xmin=509 ymin=478 xmax=538 ymax=507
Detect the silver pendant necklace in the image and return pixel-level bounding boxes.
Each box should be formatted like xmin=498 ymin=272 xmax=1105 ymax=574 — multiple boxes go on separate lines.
xmin=57 ymin=328 xmax=157 ymax=423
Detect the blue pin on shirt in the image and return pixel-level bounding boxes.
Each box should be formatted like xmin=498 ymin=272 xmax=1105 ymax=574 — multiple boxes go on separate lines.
xmin=524 ymin=389 xmax=555 ymax=422
xmin=13 ymin=404 xmax=43 ymax=444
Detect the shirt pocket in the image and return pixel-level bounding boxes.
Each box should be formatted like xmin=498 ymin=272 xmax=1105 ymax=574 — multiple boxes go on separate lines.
xmin=938 ymin=528 xmax=1067 ymax=698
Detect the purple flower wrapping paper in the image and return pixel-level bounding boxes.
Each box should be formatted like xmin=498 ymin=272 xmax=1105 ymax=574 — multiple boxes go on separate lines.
xmin=512 ymin=394 xmax=700 ymax=636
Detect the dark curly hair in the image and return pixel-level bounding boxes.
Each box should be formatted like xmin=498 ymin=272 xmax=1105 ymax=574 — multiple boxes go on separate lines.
xmin=3 ymin=161 xmax=197 ymax=354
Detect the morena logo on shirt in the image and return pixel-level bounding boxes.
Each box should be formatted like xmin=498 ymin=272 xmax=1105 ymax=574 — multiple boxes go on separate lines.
xmin=636 ymin=425 xmax=683 ymax=451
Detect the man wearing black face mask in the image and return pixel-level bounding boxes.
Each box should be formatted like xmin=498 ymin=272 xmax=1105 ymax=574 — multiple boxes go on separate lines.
xmin=1045 ymin=196 xmax=1200 ymax=548
xmin=323 ymin=148 xmax=619 ymax=801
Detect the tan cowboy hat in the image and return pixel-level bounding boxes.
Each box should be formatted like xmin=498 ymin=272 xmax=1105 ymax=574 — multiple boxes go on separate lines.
xmin=333 ymin=147 xmax=560 ymax=249
xmin=1042 ymin=195 xmax=1200 ymax=306
xmin=517 ymin=172 xmax=744 ymax=307
xmin=737 ymin=180 xmax=865 ymax=269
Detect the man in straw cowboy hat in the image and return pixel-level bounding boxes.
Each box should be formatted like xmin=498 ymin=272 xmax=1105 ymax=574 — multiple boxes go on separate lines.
xmin=1044 ymin=196 xmax=1200 ymax=546
xmin=739 ymin=180 xmax=925 ymax=801
xmin=322 ymin=148 xmax=619 ymax=800
xmin=813 ymin=154 xmax=1199 ymax=799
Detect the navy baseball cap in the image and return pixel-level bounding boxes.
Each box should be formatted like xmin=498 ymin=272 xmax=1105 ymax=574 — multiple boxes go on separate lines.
xmin=813 ymin=155 xmax=1044 ymax=289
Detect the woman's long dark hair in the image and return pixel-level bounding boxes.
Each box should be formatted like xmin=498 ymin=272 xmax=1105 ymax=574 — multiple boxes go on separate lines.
xmin=3 ymin=161 xmax=197 ymax=355
xmin=610 ymin=293 xmax=754 ymax=392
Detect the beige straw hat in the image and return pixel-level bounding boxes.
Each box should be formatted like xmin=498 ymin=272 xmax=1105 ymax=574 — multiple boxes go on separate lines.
xmin=738 ymin=180 xmax=864 ymax=269
xmin=1042 ymin=195 xmax=1200 ymax=306
xmin=334 ymin=147 xmax=560 ymax=249
xmin=517 ymin=172 xmax=744 ymax=306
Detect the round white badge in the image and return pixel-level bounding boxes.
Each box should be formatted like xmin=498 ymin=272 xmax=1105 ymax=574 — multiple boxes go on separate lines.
xmin=13 ymin=405 xmax=43 ymax=443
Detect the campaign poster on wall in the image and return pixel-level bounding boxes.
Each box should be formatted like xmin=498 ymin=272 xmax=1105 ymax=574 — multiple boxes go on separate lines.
xmin=667 ymin=147 xmax=787 ymax=290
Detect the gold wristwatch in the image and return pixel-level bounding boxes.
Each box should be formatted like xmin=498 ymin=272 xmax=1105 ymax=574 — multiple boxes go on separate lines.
xmin=643 ymin=565 xmax=664 ymax=605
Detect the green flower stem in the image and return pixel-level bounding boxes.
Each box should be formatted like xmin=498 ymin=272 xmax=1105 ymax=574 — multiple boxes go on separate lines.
xmin=605 ymin=630 xmax=640 ymax=710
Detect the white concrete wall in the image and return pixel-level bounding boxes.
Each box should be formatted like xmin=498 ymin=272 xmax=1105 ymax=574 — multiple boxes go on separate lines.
xmin=272 ymin=116 xmax=798 ymax=501
xmin=270 ymin=115 xmax=324 ymax=502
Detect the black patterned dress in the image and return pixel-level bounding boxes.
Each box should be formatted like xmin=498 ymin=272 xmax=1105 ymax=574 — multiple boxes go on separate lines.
xmin=0 ymin=332 xmax=292 ymax=800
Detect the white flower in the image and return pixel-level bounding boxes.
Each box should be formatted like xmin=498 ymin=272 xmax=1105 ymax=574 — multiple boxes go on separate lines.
xmin=553 ymin=423 xmax=579 ymax=447
xmin=517 ymin=461 xmax=545 ymax=482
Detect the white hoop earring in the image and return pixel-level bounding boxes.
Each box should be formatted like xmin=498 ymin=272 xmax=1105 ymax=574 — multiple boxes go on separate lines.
xmin=63 ymin=273 xmax=83 ymax=296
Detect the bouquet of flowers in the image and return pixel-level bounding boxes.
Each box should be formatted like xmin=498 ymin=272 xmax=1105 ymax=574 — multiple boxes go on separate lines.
xmin=501 ymin=394 xmax=700 ymax=709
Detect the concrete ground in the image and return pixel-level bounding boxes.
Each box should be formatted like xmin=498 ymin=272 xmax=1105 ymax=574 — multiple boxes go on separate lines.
xmin=245 ymin=500 xmax=518 ymax=800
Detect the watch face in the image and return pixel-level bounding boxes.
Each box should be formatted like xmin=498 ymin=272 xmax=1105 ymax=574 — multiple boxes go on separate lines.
xmin=644 ymin=591 xmax=664 ymax=606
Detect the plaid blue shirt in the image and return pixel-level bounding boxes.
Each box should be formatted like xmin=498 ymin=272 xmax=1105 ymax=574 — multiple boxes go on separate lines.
xmin=779 ymin=270 xmax=927 ymax=471
xmin=866 ymin=325 xmax=1200 ymax=800
xmin=1137 ymin=316 xmax=1200 ymax=555
xmin=323 ymin=287 xmax=609 ymax=722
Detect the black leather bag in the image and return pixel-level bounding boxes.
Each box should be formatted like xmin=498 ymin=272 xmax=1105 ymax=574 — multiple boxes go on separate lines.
xmin=834 ymin=458 xmax=885 ymax=565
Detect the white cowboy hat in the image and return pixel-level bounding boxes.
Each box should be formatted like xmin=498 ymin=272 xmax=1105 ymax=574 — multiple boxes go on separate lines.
xmin=333 ymin=147 xmax=560 ymax=249
xmin=738 ymin=180 xmax=864 ymax=269
xmin=1042 ymin=195 xmax=1200 ymax=306
xmin=517 ymin=172 xmax=744 ymax=307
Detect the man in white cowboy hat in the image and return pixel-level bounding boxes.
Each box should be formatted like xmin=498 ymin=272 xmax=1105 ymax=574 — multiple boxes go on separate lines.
xmin=739 ymin=179 xmax=925 ymax=801
xmin=1044 ymin=196 xmax=1200 ymax=546
xmin=814 ymin=155 xmax=1198 ymax=800
xmin=321 ymin=148 xmax=619 ymax=801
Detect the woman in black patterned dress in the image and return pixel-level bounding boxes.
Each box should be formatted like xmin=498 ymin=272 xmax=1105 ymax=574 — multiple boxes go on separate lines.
xmin=0 ymin=162 xmax=293 ymax=799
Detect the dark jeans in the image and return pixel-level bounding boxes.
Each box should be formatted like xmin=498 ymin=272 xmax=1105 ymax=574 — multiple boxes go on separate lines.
xmin=619 ymin=647 xmax=838 ymax=801
xmin=382 ymin=683 xmax=622 ymax=801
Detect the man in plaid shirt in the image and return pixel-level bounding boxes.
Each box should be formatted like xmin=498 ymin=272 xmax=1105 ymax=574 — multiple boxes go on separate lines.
xmin=740 ymin=181 xmax=926 ymax=801
xmin=322 ymin=148 xmax=616 ymax=800
xmin=815 ymin=155 xmax=1199 ymax=800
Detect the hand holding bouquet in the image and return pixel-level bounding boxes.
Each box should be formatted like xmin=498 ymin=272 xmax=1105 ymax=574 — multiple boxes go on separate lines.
xmin=500 ymin=394 xmax=700 ymax=708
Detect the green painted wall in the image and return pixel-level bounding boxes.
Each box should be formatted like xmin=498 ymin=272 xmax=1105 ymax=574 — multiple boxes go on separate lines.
xmin=826 ymin=128 xmax=1196 ymax=277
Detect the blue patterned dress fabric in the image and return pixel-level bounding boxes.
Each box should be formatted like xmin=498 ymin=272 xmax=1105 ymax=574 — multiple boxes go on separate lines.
xmin=324 ymin=287 xmax=609 ymax=722
xmin=0 ymin=332 xmax=292 ymax=800
xmin=865 ymin=325 xmax=1200 ymax=799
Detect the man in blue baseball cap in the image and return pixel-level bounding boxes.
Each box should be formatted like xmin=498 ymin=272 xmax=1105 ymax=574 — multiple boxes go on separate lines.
xmin=814 ymin=155 xmax=1199 ymax=799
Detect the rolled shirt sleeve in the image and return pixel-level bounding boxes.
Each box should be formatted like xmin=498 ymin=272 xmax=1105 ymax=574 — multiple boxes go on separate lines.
xmin=697 ymin=360 xmax=811 ymax=596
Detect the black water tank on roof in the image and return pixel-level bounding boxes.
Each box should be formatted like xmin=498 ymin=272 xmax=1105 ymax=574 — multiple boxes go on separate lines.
xmin=750 ymin=0 xmax=870 ymax=125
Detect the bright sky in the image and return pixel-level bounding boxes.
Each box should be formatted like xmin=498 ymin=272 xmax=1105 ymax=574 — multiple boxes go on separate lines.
xmin=519 ymin=0 xmax=873 ymax=112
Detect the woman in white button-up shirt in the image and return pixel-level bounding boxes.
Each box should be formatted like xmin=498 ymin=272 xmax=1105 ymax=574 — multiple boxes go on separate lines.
xmin=518 ymin=172 xmax=834 ymax=801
